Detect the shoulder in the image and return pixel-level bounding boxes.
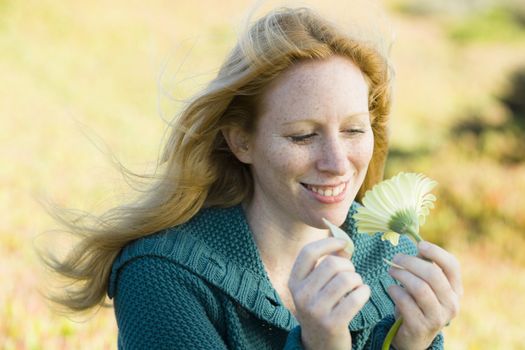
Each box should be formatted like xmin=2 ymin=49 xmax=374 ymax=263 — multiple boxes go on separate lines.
xmin=112 ymin=255 xmax=229 ymax=349
xmin=108 ymin=204 xmax=262 ymax=298
xmin=107 ymin=229 xmax=188 ymax=298
xmin=113 ymin=255 xmax=218 ymax=308
xmin=107 ymin=206 xmax=237 ymax=297
xmin=114 ymin=256 xmax=184 ymax=300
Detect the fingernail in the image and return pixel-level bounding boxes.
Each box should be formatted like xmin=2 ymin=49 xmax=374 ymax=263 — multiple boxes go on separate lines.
xmin=383 ymin=258 xmax=405 ymax=270
xmin=337 ymin=238 xmax=348 ymax=245
xmin=419 ymin=241 xmax=431 ymax=250
xmin=392 ymin=254 xmax=402 ymax=264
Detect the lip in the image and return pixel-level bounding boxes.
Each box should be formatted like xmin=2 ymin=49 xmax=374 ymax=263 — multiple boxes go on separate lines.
xmin=302 ymin=181 xmax=348 ymax=188
xmin=301 ymin=181 xmax=349 ymax=204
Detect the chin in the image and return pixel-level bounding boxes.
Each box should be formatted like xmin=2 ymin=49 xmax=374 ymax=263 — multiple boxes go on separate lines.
xmin=324 ymin=212 xmax=348 ymax=227
xmin=307 ymin=207 xmax=349 ymax=229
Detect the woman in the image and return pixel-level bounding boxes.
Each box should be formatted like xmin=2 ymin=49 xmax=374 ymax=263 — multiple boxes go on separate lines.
xmin=43 ymin=6 xmax=462 ymax=349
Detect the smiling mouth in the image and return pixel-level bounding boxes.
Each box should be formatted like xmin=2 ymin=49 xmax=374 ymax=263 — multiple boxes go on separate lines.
xmin=301 ymin=182 xmax=347 ymax=197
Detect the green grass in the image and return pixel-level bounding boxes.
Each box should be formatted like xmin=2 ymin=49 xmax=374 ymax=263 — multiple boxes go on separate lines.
xmin=448 ymin=6 xmax=525 ymax=44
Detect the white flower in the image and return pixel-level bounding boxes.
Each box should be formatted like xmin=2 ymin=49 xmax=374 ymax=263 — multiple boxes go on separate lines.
xmin=322 ymin=218 xmax=354 ymax=255
xmin=352 ymin=172 xmax=437 ymax=245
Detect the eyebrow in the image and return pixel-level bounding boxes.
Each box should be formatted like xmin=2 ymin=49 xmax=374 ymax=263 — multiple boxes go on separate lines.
xmin=281 ymin=112 xmax=370 ymax=126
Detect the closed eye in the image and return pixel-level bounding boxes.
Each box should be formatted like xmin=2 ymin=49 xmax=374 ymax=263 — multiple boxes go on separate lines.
xmin=343 ymin=128 xmax=366 ymax=135
xmin=288 ymin=128 xmax=366 ymax=144
xmin=289 ymin=133 xmax=316 ymax=144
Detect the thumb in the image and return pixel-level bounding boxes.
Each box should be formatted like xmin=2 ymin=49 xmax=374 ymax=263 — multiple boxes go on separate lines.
xmin=333 ymin=238 xmax=353 ymax=259
xmin=322 ymin=217 xmax=354 ymax=259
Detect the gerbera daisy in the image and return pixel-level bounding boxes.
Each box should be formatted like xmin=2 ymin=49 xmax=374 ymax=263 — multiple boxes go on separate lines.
xmin=353 ymin=172 xmax=437 ymax=245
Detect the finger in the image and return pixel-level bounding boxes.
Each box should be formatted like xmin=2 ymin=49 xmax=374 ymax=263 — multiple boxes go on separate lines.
xmin=314 ymin=271 xmax=363 ymax=310
xmin=388 ymin=265 xmax=440 ymax=316
xmin=332 ymin=284 xmax=371 ymax=322
xmin=418 ymin=241 xmax=463 ymax=297
xmin=388 ymin=284 xmax=424 ymax=325
xmin=290 ymin=238 xmax=349 ymax=284
xmin=302 ymin=255 xmax=355 ymax=294
xmin=332 ymin=246 xmax=352 ymax=260
xmin=391 ymin=254 xmax=455 ymax=306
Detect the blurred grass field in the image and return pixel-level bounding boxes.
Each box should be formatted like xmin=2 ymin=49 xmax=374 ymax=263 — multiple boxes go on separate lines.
xmin=2 ymin=0 xmax=525 ymax=348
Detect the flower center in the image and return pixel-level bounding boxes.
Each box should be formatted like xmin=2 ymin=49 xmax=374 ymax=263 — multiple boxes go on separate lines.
xmin=388 ymin=208 xmax=422 ymax=242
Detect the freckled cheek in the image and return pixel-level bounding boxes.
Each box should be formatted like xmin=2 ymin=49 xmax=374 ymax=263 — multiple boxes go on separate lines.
xmin=254 ymin=128 xmax=313 ymax=175
xmin=266 ymin=148 xmax=305 ymax=174
xmin=346 ymin=138 xmax=374 ymax=167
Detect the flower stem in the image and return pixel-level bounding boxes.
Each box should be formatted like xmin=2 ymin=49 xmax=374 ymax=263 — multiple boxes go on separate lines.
xmin=382 ymin=317 xmax=403 ymax=350
xmin=407 ymin=227 xmax=423 ymax=243
xmin=382 ymin=228 xmax=422 ymax=349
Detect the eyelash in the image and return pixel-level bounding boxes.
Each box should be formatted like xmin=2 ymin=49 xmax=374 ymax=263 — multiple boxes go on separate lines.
xmin=289 ymin=129 xmax=365 ymax=144
xmin=289 ymin=133 xmax=316 ymax=143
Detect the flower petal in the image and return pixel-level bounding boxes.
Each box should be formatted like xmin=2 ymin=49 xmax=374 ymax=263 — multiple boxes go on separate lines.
xmin=322 ymin=218 xmax=354 ymax=255
xmin=381 ymin=231 xmax=400 ymax=246
xmin=353 ymin=172 xmax=437 ymax=246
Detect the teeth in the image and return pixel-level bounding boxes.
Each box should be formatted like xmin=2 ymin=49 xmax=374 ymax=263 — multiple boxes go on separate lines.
xmin=307 ymin=183 xmax=346 ymax=197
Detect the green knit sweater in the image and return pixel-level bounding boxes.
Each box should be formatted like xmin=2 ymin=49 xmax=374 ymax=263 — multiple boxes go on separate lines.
xmin=108 ymin=203 xmax=444 ymax=349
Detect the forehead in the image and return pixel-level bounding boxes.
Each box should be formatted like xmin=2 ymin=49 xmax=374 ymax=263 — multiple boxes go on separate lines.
xmin=258 ymin=55 xmax=369 ymax=121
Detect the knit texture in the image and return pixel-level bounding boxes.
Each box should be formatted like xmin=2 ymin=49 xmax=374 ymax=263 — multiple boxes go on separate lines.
xmin=108 ymin=203 xmax=444 ymax=349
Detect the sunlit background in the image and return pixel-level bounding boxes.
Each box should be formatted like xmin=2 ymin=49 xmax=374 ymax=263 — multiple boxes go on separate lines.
xmin=2 ymin=0 xmax=525 ymax=348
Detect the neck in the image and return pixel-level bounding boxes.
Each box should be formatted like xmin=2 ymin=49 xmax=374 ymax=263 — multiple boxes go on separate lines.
xmin=242 ymin=200 xmax=330 ymax=271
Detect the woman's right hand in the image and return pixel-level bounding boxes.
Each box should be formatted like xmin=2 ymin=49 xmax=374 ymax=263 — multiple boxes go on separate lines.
xmin=288 ymin=238 xmax=370 ymax=350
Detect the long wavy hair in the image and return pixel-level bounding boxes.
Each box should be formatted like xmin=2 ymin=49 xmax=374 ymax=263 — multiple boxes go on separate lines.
xmin=40 ymin=6 xmax=393 ymax=313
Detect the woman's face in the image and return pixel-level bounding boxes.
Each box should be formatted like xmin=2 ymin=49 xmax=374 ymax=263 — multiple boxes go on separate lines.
xmin=244 ymin=55 xmax=374 ymax=229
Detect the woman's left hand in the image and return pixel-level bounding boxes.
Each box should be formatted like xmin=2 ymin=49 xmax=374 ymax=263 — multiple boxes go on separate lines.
xmin=388 ymin=241 xmax=463 ymax=350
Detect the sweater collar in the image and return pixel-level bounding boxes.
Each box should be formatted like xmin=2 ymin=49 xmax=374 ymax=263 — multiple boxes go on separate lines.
xmin=175 ymin=205 xmax=299 ymax=329
xmin=109 ymin=203 xmax=395 ymax=331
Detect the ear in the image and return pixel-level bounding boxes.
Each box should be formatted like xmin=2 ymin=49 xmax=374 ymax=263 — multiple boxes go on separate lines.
xmin=221 ymin=126 xmax=253 ymax=164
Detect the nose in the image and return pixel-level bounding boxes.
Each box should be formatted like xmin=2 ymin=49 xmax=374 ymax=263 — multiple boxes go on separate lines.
xmin=316 ymin=135 xmax=350 ymax=175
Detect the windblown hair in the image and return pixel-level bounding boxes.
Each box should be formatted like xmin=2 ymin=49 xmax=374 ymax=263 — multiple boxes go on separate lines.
xmin=41 ymin=6 xmax=393 ymax=312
